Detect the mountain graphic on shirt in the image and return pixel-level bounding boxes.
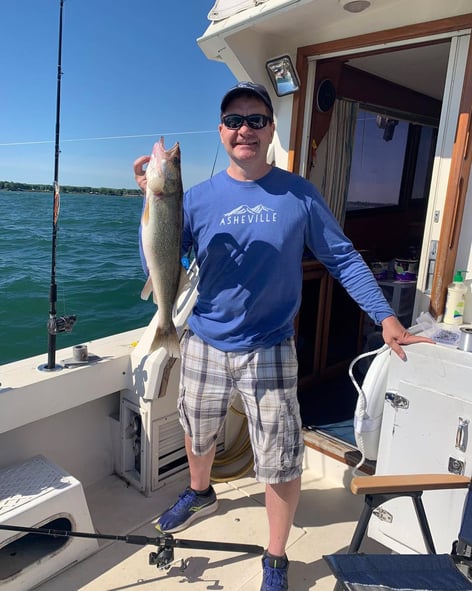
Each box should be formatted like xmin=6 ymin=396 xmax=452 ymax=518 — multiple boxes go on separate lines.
xmin=220 ymin=204 xmax=278 ymax=226
xmin=223 ymin=204 xmax=275 ymax=217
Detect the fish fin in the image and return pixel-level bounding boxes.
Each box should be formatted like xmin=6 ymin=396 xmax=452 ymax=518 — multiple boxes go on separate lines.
xmin=141 ymin=276 xmax=153 ymax=301
xmin=141 ymin=195 xmax=150 ymax=225
xmin=149 ymin=323 xmax=181 ymax=358
xmin=176 ymin=267 xmax=191 ymax=298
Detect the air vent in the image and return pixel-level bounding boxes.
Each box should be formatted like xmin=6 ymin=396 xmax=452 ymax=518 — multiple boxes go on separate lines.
xmin=152 ymin=414 xmax=224 ymax=490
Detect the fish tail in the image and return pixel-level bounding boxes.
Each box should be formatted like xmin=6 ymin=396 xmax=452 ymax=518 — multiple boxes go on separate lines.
xmin=149 ymin=323 xmax=181 ymax=358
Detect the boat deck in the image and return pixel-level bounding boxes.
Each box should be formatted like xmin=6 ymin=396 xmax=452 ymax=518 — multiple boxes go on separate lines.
xmin=33 ymin=443 xmax=387 ymax=591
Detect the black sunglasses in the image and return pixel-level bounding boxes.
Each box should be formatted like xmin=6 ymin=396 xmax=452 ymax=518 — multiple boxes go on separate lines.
xmin=221 ymin=113 xmax=273 ymax=130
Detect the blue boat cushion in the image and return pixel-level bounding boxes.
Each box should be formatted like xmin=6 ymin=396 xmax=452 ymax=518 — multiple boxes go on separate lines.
xmin=324 ymin=553 xmax=472 ymax=591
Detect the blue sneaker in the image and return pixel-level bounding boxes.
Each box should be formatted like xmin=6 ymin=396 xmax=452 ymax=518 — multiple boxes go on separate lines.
xmin=260 ymin=552 xmax=289 ymax=591
xmin=155 ymin=486 xmax=218 ymax=533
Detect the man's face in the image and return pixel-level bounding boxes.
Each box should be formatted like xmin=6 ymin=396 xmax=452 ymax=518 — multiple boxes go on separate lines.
xmin=218 ymin=95 xmax=275 ymax=168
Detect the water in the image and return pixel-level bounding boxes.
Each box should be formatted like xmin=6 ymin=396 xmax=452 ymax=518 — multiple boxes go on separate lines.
xmin=0 ymin=190 xmax=155 ymax=365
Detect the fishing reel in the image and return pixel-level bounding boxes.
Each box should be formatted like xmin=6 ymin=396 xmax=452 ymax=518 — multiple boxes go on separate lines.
xmin=148 ymin=535 xmax=178 ymax=569
xmin=48 ymin=314 xmax=77 ymax=335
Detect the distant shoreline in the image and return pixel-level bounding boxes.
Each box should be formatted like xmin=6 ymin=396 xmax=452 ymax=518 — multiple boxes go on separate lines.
xmin=0 ymin=181 xmax=141 ymax=197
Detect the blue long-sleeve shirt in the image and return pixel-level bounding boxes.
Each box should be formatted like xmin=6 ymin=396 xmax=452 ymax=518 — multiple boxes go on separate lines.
xmin=140 ymin=166 xmax=394 ymax=351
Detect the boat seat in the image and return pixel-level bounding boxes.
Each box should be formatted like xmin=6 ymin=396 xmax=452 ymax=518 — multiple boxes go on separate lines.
xmin=0 ymin=455 xmax=98 ymax=590
xmin=324 ymin=473 xmax=472 ymax=591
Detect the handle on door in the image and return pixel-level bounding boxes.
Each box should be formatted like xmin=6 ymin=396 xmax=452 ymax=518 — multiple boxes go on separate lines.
xmin=455 ymin=417 xmax=469 ymax=452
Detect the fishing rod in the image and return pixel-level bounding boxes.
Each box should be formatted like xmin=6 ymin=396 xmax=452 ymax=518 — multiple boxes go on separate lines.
xmin=44 ymin=0 xmax=76 ymax=371
xmin=0 ymin=523 xmax=264 ymax=570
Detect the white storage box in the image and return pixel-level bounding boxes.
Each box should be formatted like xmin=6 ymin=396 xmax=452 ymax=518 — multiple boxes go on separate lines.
xmin=0 ymin=455 xmax=98 ymax=590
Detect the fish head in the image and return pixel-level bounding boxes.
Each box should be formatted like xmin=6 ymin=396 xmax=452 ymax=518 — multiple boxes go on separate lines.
xmin=145 ymin=137 xmax=182 ymax=197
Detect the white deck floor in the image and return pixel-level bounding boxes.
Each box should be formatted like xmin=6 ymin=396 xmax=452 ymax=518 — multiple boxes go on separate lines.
xmin=32 ymin=449 xmax=387 ymax=591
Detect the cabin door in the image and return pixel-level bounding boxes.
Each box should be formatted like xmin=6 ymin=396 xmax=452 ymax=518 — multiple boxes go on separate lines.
xmin=298 ymin=30 xmax=472 ymax=439
xmin=308 ymin=33 xmax=471 ymax=319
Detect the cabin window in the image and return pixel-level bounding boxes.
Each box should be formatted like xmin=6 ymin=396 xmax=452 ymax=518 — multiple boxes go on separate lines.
xmin=346 ymin=108 xmax=437 ymax=213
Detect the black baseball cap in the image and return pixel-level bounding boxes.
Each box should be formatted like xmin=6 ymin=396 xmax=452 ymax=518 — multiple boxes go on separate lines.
xmin=220 ymin=81 xmax=274 ymax=115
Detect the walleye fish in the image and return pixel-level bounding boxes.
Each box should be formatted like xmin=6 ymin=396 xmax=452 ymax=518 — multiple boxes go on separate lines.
xmin=140 ymin=137 xmax=184 ymax=357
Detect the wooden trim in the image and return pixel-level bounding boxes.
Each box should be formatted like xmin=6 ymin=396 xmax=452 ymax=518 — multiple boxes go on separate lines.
xmin=287 ymin=50 xmax=309 ymax=173
xmin=297 ymin=260 xmax=329 ymax=387
xmin=430 ymin=39 xmax=472 ymax=318
xmin=351 ymin=473 xmax=470 ymax=495
xmin=303 ymin=428 xmax=375 ymax=475
xmin=298 ymin=14 xmax=472 ymax=60
xmin=319 ymin=275 xmax=335 ymax=370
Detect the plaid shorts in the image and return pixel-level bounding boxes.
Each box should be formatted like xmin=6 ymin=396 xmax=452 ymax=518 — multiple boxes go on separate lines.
xmin=178 ymin=330 xmax=304 ymax=484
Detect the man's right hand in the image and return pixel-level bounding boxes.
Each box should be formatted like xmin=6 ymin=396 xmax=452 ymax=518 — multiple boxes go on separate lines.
xmin=133 ymin=155 xmax=151 ymax=192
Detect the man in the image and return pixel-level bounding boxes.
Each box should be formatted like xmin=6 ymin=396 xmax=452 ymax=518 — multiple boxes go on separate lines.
xmin=134 ymin=81 xmax=433 ymax=591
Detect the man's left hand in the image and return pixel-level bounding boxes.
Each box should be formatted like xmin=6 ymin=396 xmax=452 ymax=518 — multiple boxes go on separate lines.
xmin=381 ymin=315 xmax=434 ymax=360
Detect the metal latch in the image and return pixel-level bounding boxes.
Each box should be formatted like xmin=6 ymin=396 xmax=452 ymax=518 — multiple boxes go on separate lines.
xmin=385 ymin=391 xmax=409 ymax=409
xmin=373 ymin=507 xmax=393 ymax=523
xmin=449 ymin=457 xmax=465 ymax=475
xmin=455 ymin=417 xmax=469 ymax=452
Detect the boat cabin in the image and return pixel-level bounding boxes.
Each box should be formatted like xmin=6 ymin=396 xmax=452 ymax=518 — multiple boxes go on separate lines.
xmin=198 ymin=0 xmax=472 ymax=446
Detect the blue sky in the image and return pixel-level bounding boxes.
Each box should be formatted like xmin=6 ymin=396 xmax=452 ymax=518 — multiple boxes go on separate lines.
xmin=0 ymin=0 xmax=236 ymax=190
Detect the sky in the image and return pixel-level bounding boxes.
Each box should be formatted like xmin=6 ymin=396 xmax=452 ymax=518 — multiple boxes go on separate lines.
xmin=0 ymin=0 xmax=237 ymax=190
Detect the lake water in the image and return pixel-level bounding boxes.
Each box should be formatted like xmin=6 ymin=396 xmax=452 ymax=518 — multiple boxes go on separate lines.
xmin=0 ymin=190 xmax=155 ymax=365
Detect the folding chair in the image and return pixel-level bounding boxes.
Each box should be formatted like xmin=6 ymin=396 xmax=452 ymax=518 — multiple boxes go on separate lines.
xmin=324 ymin=473 xmax=472 ymax=591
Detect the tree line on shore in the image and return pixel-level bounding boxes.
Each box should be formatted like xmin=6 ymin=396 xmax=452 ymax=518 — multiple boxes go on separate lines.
xmin=0 ymin=180 xmax=140 ymax=197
